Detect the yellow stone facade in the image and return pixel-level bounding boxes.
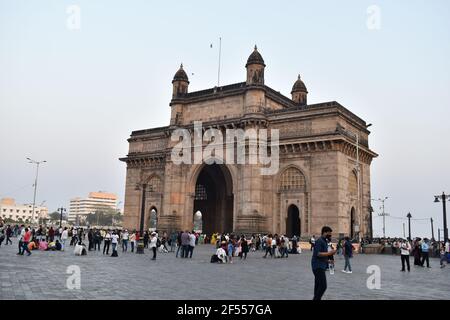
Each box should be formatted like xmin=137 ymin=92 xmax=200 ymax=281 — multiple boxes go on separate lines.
xmin=120 ymin=47 xmax=377 ymax=239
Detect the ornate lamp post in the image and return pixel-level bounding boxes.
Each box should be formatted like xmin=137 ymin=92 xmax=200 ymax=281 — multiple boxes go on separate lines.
xmin=58 ymin=207 xmax=66 ymax=228
xmin=406 ymin=212 xmax=412 ymax=241
xmin=135 ymin=183 xmax=147 ymax=254
xmin=434 ymin=192 xmax=449 ymax=242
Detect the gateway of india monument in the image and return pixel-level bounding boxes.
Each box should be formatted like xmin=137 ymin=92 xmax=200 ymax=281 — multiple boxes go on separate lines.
xmin=120 ymin=46 xmax=378 ymax=239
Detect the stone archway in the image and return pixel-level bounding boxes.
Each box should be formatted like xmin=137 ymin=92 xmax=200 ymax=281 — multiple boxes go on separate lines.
xmin=193 ymin=163 xmax=234 ymax=235
xmin=286 ymin=204 xmax=301 ymax=238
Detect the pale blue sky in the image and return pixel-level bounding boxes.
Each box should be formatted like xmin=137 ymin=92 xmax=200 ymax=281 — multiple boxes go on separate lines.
xmin=1 ymin=0 xmax=449 ymax=238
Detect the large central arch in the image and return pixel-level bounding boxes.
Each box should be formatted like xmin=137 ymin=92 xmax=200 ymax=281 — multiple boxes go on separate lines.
xmin=193 ymin=163 xmax=234 ymax=235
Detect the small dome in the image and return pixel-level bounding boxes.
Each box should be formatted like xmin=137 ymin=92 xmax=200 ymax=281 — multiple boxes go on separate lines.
xmin=245 ymin=45 xmax=265 ymax=67
xmin=172 ymin=63 xmax=189 ymax=83
xmin=291 ymin=74 xmax=308 ymax=93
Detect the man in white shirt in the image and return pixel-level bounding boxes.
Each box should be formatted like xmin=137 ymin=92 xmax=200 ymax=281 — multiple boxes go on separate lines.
xmin=400 ymin=239 xmax=412 ymax=272
xmin=111 ymin=231 xmax=119 ymax=256
xmin=122 ymin=230 xmax=129 ymax=252
xmin=149 ymin=232 xmax=158 ymax=260
xmin=188 ymin=232 xmax=196 ymax=258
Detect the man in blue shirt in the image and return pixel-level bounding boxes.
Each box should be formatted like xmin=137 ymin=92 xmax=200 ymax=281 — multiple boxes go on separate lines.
xmin=420 ymin=238 xmax=431 ymax=268
xmin=311 ymin=226 xmax=336 ymax=300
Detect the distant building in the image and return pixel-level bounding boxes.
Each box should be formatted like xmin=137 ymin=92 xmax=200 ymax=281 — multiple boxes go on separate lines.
xmin=68 ymin=191 xmax=118 ymax=223
xmin=0 ymin=198 xmax=48 ymax=222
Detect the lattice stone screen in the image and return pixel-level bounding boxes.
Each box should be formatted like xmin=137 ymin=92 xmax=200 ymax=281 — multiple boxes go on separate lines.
xmin=348 ymin=171 xmax=358 ymax=195
xmin=279 ymin=167 xmax=306 ymax=191
xmin=148 ymin=176 xmax=162 ymax=193
xmin=194 ymin=184 xmax=208 ymax=200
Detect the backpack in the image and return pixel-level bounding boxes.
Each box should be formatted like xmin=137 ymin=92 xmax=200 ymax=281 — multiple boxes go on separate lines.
xmin=210 ymin=254 xmax=219 ymax=263
xmin=156 ymin=238 xmax=161 ymax=247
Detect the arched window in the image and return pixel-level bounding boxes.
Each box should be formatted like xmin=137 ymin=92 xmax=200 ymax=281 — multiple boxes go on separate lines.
xmin=279 ymin=167 xmax=306 ymax=191
xmin=148 ymin=176 xmax=162 ymax=193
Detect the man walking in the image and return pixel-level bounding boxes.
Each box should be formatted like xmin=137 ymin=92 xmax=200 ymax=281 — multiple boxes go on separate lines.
xmin=5 ymin=225 xmax=13 ymax=245
xmin=311 ymin=226 xmax=336 ymax=300
xmin=342 ymin=237 xmax=353 ymax=274
xmin=21 ymin=228 xmax=32 ymax=256
xmin=16 ymin=225 xmax=25 ymax=255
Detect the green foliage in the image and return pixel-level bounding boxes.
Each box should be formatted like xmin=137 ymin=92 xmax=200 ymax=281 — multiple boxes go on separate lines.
xmin=85 ymin=207 xmax=122 ymax=226
xmin=49 ymin=211 xmax=61 ymax=221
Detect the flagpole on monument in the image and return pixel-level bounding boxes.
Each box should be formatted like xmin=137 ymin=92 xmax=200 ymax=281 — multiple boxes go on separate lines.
xmin=217 ymin=36 xmax=222 ymax=87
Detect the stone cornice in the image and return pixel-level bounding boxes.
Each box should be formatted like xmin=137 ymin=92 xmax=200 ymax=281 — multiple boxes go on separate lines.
xmin=119 ymin=153 xmax=166 ymax=168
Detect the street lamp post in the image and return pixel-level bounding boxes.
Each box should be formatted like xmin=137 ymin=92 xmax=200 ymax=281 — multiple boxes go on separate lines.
xmin=135 ymin=183 xmax=147 ymax=254
xmin=430 ymin=217 xmax=435 ymax=241
xmin=27 ymin=158 xmax=46 ymax=224
xmin=406 ymin=212 xmax=412 ymax=241
xmin=372 ymin=197 xmax=389 ymax=238
xmin=58 ymin=207 xmax=66 ymax=228
xmin=434 ymin=192 xmax=449 ymax=242
xmin=368 ymin=205 xmax=374 ymax=241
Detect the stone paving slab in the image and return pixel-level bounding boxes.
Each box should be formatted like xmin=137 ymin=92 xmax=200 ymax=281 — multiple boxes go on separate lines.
xmin=0 ymin=240 xmax=449 ymax=300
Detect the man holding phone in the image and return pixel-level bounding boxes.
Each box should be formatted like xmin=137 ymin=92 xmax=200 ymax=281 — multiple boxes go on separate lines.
xmin=311 ymin=226 xmax=336 ymax=300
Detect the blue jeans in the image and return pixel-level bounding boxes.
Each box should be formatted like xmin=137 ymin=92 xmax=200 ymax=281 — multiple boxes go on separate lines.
xmin=22 ymin=242 xmax=31 ymax=255
xmin=182 ymin=245 xmax=189 ymax=258
xmin=122 ymin=240 xmax=128 ymax=252
xmin=344 ymin=255 xmax=352 ymax=271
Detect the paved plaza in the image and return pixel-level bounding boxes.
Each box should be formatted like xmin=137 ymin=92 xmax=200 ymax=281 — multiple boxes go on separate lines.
xmin=0 ymin=241 xmax=448 ymax=300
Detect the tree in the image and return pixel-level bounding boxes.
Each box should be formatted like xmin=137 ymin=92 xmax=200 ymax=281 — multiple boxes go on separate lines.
xmin=85 ymin=207 xmax=118 ymax=226
xmin=49 ymin=211 xmax=60 ymax=221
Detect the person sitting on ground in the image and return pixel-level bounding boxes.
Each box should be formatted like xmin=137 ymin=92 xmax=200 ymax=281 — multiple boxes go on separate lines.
xmin=28 ymin=240 xmax=38 ymax=251
xmin=52 ymin=240 xmax=62 ymax=251
xmin=48 ymin=241 xmax=57 ymax=250
xmin=39 ymin=239 xmax=48 ymax=251
xmin=216 ymin=246 xmax=227 ymax=263
xmin=74 ymin=241 xmax=87 ymax=256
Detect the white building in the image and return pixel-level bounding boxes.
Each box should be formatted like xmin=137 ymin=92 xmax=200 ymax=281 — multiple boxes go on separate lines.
xmin=68 ymin=191 xmax=118 ymax=223
xmin=0 ymin=198 xmax=48 ymax=223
